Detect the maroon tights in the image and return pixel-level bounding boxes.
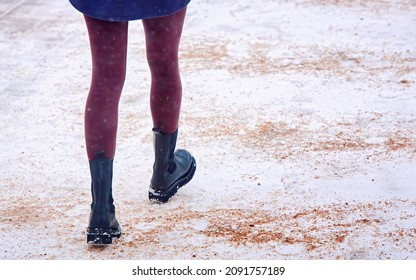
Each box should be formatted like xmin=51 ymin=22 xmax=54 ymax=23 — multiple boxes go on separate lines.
xmin=84 ymin=8 xmax=186 ymax=160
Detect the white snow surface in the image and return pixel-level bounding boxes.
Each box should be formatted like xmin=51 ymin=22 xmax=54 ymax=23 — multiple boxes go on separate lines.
xmin=0 ymin=0 xmax=415 ymax=259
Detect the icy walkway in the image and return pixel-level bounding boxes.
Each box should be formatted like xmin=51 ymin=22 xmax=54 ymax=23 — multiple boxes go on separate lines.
xmin=1 ymin=0 xmax=416 ymax=259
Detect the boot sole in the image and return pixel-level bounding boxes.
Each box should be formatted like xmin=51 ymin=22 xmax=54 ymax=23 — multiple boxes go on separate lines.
xmin=87 ymin=227 xmax=121 ymax=245
xmin=149 ymin=157 xmax=196 ymax=203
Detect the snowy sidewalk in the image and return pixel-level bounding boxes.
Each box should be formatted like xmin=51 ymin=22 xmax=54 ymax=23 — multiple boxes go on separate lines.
xmin=1 ymin=0 xmax=416 ymax=259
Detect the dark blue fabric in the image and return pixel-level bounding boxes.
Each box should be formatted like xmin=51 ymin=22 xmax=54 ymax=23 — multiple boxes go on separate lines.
xmin=69 ymin=0 xmax=191 ymax=22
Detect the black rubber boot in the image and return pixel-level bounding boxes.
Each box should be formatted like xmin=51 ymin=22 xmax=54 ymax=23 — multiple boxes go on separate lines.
xmin=87 ymin=151 xmax=121 ymax=244
xmin=149 ymin=128 xmax=196 ymax=203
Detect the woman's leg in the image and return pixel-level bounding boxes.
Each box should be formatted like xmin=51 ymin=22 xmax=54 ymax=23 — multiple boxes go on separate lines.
xmin=142 ymin=8 xmax=195 ymax=203
xmin=84 ymin=15 xmax=128 ymax=160
xmin=83 ymin=16 xmax=127 ymax=243
xmin=142 ymin=8 xmax=187 ymax=134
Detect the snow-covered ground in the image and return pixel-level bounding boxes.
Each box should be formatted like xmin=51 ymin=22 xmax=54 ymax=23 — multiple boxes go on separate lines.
xmin=1 ymin=0 xmax=415 ymax=260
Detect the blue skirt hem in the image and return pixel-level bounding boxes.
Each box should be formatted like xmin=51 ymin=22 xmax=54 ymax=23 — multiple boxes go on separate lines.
xmin=69 ymin=0 xmax=191 ymax=22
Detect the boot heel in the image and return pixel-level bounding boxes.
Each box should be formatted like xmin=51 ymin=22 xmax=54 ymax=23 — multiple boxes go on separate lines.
xmin=87 ymin=227 xmax=121 ymax=244
xmin=87 ymin=229 xmax=113 ymax=245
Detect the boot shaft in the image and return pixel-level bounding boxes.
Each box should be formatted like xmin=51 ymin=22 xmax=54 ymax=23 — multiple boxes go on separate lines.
xmin=89 ymin=151 xmax=115 ymax=229
xmin=152 ymin=128 xmax=178 ymax=173
xmin=89 ymin=151 xmax=114 ymax=207
xmin=150 ymin=128 xmax=179 ymax=191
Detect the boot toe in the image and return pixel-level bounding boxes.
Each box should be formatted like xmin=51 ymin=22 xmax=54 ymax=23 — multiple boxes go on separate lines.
xmin=174 ymin=149 xmax=193 ymax=170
